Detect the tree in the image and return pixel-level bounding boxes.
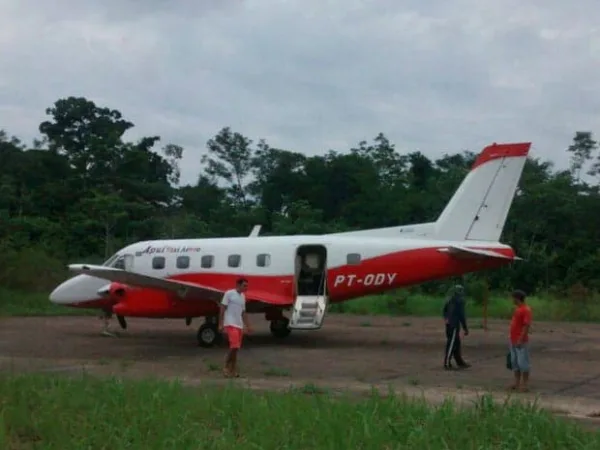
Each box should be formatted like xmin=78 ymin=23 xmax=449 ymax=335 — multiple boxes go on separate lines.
xmin=1 ymin=95 xmax=599 ymax=298
xmin=201 ymin=127 xmax=254 ymax=207
xmin=567 ymin=131 xmax=597 ymax=181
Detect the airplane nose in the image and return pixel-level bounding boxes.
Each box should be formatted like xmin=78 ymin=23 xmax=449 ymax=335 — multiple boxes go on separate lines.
xmin=49 ymin=274 xmax=109 ymax=306
xmin=49 ymin=276 xmax=88 ymax=305
xmin=49 ymin=283 xmax=70 ymax=304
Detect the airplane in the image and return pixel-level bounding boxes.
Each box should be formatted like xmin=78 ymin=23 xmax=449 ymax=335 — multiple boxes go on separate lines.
xmin=49 ymin=142 xmax=531 ymax=347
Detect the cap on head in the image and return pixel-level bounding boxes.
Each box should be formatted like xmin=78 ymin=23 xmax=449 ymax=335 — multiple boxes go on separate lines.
xmin=511 ymin=289 xmax=526 ymax=301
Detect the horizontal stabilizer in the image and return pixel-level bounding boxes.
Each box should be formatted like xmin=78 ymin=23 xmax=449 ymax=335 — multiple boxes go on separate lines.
xmin=438 ymin=246 xmax=521 ymax=261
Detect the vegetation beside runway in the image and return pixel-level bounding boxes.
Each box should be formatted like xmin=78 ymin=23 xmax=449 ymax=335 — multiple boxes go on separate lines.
xmin=0 ymin=289 xmax=95 ymax=317
xmin=2 ymin=286 xmax=600 ymax=323
xmin=0 ymin=374 xmax=598 ymax=449
xmin=2 ymin=99 xmax=600 ymax=325
xmin=330 ymin=289 xmax=600 ymax=323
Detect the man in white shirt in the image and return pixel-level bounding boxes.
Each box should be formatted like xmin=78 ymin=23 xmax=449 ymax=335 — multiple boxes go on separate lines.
xmin=218 ymin=278 xmax=252 ymax=377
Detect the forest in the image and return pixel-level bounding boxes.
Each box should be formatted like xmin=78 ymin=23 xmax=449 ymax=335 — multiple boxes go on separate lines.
xmin=1 ymin=96 xmax=599 ymax=301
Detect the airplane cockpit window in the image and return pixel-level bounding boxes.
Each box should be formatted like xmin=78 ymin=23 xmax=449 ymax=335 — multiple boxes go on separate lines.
xmin=102 ymin=254 xmax=119 ymax=267
xmin=112 ymin=257 xmax=126 ymax=270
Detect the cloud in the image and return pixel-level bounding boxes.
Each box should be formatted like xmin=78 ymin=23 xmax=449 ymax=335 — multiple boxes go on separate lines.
xmin=1 ymin=0 xmax=598 ymax=184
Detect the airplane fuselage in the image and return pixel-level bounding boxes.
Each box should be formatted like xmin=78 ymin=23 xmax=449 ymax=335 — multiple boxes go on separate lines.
xmin=52 ymin=234 xmax=515 ymax=318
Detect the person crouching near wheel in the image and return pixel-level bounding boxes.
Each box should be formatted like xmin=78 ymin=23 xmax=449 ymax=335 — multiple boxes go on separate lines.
xmin=218 ymin=278 xmax=252 ymax=378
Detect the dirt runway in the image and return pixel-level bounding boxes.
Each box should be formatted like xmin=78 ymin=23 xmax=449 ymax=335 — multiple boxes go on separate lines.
xmin=2 ymin=314 xmax=600 ymax=418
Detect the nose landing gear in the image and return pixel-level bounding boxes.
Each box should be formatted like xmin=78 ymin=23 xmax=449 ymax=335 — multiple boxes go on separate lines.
xmin=269 ymin=317 xmax=291 ymax=338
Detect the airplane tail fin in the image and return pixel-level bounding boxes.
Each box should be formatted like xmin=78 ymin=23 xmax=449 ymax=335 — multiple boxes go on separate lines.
xmin=433 ymin=142 xmax=531 ymax=242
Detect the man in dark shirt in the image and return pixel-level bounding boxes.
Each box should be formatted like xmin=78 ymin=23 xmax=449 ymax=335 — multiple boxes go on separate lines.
xmin=442 ymin=285 xmax=471 ymax=370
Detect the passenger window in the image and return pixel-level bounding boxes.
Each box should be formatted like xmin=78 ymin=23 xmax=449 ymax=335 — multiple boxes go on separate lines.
xmin=346 ymin=253 xmax=361 ymax=265
xmin=152 ymin=256 xmax=166 ymax=270
xmin=113 ymin=257 xmax=125 ymax=270
xmin=201 ymin=255 xmax=214 ymax=269
xmin=176 ymin=255 xmax=190 ymax=269
xmin=228 ymin=254 xmax=241 ymax=268
xmin=256 ymin=253 xmax=271 ymax=267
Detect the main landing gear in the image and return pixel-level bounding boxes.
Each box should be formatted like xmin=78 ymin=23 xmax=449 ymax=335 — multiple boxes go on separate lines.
xmin=269 ymin=317 xmax=291 ymax=338
xmin=194 ymin=313 xmax=292 ymax=347
xmin=196 ymin=316 xmax=223 ymax=348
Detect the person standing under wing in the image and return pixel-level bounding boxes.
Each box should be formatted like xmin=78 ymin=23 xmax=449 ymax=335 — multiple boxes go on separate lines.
xmin=218 ymin=278 xmax=252 ymax=378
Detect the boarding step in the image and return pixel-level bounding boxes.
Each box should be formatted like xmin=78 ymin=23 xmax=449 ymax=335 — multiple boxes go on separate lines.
xmin=289 ymin=295 xmax=329 ymax=330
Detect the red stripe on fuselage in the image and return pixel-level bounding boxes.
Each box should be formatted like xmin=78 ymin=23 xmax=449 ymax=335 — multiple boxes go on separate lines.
xmin=327 ymin=245 xmax=514 ymax=301
xmin=68 ymin=245 xmax=515 ymax=316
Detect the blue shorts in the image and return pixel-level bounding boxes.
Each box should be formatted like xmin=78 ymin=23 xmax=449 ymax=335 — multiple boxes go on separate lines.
xmin=509 ymin=343 xmax=530 ymax=372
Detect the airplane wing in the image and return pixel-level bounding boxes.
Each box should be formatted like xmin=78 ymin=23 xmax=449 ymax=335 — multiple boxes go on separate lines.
xmin=69 ymin=264 xmax=224 ymax=302
xmin=438 ymin=246 xmax=522 ymax=261
xmin=68 ymin=264 xmax=293 ymax=305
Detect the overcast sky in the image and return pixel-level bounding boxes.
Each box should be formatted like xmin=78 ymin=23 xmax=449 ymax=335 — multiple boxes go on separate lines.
xmin=1 ymin=0 xmax=598 ymax=185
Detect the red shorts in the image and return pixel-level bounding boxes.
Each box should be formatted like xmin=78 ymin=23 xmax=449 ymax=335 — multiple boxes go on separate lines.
xmin=224 ymin=326 xmax=243 ymax=349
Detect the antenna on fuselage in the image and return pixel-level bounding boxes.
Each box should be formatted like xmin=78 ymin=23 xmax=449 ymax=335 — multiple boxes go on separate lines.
xmin=249 ymin=225 xmax=262 ymax=237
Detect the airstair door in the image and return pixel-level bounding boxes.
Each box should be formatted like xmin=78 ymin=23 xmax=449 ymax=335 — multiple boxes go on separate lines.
xmin=289 ymin=244 xmax=329 ymax=330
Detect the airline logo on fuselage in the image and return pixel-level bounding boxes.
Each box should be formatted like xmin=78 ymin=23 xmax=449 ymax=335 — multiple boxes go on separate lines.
xmin=139 ymin=245 xmax=202 ymax=255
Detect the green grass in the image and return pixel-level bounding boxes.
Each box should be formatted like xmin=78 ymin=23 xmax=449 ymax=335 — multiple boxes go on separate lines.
xmin=0 ymin=289 xmax=95 ymax=317
xmin=2 ymin=288 xmax=599 ymax=323
xmin=0 ymin=373 xmax=598 ymax=449
xmin=330 ymin=293 xmax=600 ymax=322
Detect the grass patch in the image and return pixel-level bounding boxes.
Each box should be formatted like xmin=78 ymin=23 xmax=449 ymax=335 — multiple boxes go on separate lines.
xmin=0 ymin=288 xmax=95 ymax=317
xmin=330 ymin=292 xmax=600 ymax=322
xmin=2 ymin=287 xmax=600 ymax=323
xmin=0 ymin=373 xmax=598 ymax=449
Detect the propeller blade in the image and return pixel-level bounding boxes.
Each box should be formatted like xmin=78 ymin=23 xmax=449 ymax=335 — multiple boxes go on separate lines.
xmin=97 ymin=284 xmax=111 ymax=297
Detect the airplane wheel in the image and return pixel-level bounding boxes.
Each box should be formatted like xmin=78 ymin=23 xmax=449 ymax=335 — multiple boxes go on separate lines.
xmin=270 ymin=318 xmax=291 ymax=338
xmin=197 ymin=323 xmax=221 ymax=347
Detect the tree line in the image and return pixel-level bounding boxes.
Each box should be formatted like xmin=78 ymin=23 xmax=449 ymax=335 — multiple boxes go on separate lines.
xmin=1 ymin=96 xmax=599 ymax=298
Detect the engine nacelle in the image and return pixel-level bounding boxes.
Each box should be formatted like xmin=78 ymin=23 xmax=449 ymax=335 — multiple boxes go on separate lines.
xmin=109 ymin=282 xmax=128 ymax=298
xmin=99 ymin=282 xmax=219 ymax=318
xmin=97 ymin=282 xmax=127 ymax=303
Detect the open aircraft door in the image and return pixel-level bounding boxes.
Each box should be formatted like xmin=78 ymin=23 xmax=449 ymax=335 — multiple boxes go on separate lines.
xmin=289 ymin=244 xmax=329 ymax=330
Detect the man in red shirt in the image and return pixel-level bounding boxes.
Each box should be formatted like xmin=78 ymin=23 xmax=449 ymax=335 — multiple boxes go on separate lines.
xmin=508 ymin=289 xmax=532 ymax=392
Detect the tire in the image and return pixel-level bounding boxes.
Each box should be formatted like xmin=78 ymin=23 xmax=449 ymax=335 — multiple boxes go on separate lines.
xmin=270 ymin=318 xmax=291 ymax=338
xmin=197 ymin=323 xmax=221 ymax=347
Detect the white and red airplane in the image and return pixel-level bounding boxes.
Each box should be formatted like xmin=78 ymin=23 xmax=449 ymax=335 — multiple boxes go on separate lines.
xmin=49 ymin=142 xmax=531 ymax=347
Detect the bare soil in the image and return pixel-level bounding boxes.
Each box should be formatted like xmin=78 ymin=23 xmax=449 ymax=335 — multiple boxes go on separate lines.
xmin=2 ymin=314 xmax=600 ymax=422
